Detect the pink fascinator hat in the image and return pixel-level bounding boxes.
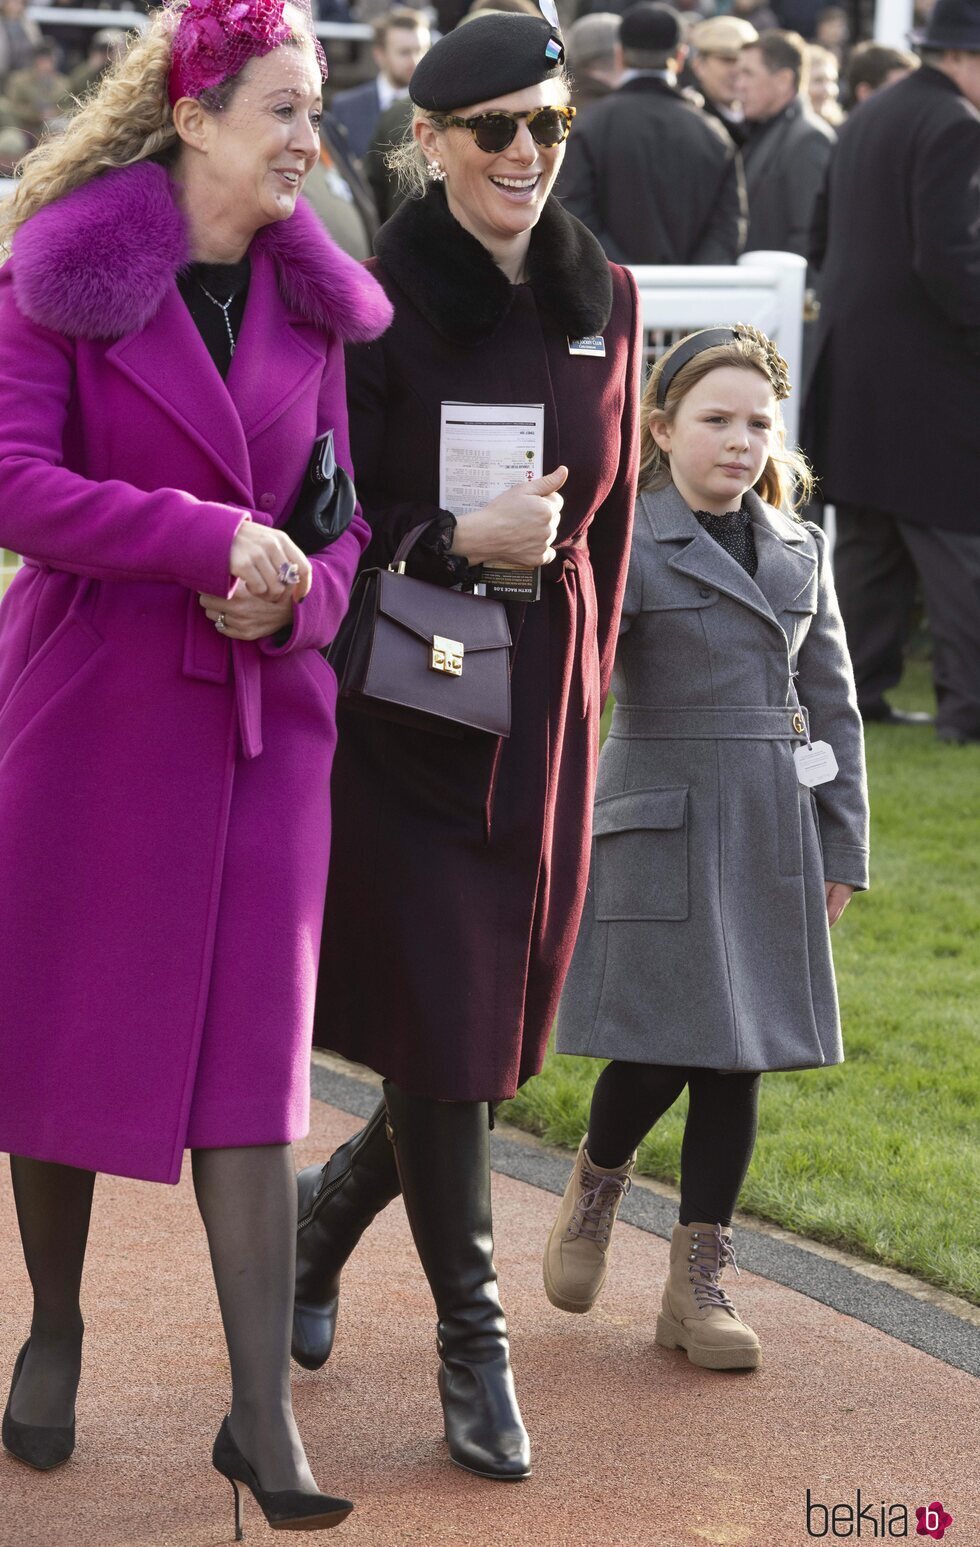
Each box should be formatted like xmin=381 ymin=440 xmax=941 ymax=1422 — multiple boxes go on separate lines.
xmin=167 ymin=0 xmax=327 ymax=107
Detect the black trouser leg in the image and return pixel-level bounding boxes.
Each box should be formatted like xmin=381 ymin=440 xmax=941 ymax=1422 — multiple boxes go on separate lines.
xmin=192 ymin=1144 xmax=319 ymax=1496
xmin=586 ymin=1060 xmax=689 ymax=1169
xmin=679 ymin=1070 xmax=761 ymax=1227
xmin=292 ymin=1099 xmax=400 ymax=1370
xmin=7 ymin=1156 xmax=94 ymax=1427
xmin=833 ymin=502 xmax=919 ymax=711
xmin=899 ymin=521 xmax=980 ymax=739
xmin=382 ymin=1080 xmax=531 ymax=1481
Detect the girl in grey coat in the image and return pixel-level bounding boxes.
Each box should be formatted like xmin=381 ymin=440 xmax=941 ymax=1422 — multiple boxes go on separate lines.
xmin=543 ymin=325 xmax=869 ymax=1370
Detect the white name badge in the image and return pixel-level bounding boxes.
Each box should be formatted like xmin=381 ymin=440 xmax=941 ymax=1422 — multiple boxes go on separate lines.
xmin=794 ymin=740 xmax=839 ymax=787
xmin=567 ymin=335 xmax=606 ymax=357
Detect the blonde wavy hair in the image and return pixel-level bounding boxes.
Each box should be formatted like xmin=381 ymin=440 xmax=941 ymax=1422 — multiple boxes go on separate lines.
xmin=639 ymin=325 xmax=814 ymax=513
xmin=0 ymin=4 xmax=312 ymax=250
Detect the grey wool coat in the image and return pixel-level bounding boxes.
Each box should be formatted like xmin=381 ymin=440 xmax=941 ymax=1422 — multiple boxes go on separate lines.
xmin=556 ymin=482 xmax=870 ymax=1072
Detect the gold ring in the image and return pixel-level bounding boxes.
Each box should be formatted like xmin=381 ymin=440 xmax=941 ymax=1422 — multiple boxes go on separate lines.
xmin=216 ymin=614 xmax=227 ymax=632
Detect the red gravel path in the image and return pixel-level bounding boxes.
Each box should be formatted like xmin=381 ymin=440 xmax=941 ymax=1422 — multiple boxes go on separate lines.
xmin=2 ymin=1102 xmax=977 ymax=1547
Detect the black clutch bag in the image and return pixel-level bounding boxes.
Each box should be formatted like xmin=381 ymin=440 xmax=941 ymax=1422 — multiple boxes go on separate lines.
xmin=282 ymin=430 xmax=357 ymax=555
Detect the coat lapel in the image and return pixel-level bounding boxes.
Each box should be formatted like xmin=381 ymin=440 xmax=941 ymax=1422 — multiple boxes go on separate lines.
xmin=743 ymin=107 xmax=790 ymax=191
xmin=642 ymin=483 xmax=816 ymax=632
xmin=745 ymin=489 xmax=818 ymax=618
xmin=225 ymin=248 xmax=322 ymax=443
xmin=107 ymin=285 xmax=254 ymax=505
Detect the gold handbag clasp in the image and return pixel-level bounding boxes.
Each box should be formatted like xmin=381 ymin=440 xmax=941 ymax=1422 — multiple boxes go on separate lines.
xmin=431 ymin=635 xmax=464 ymax=676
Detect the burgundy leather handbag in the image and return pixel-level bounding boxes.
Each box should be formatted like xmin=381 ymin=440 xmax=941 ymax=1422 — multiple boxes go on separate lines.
xmin=330 ymin=523 xmax=512 ymax=738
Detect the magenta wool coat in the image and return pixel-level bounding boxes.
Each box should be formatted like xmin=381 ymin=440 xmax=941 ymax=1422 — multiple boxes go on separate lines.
xmin=0 ymin=162 xmax=392 ymax=1183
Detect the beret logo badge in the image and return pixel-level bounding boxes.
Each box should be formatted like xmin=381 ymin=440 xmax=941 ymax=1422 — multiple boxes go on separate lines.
xmin=544 ymin=36 xmax=563 ymax=61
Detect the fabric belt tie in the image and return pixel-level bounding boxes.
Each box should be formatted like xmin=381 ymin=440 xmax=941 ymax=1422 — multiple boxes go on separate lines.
xmin=610 ymin=704 xmax=808 ymax=740
xmin=551 ymin=535 xmax=596 ymax=721
xmin=183 ymin=591 xmax=263 ymax=758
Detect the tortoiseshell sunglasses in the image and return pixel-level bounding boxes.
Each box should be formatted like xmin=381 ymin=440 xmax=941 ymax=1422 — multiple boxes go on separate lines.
xmin=434 ymin=104 xmax=576 ymax=154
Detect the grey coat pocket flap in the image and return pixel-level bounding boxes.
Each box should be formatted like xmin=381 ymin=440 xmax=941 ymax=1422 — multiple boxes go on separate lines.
xmin=593 ymin=786 xmax=688 ymax=836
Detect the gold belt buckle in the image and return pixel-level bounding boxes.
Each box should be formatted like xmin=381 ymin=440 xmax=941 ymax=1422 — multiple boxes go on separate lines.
xmin=431 ymin=635 xmax=464 ymax=676
xmin=792 ymin=711 xmax=806 ymax=735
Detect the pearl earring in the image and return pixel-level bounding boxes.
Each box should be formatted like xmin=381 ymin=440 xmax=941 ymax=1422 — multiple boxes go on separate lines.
xmin=426 ymin=160 xmax=446 ymax=183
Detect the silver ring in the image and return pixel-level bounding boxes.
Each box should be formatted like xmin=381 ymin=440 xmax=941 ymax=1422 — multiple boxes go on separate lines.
xmin=215 ymin=613 xmax=227 ymax=631
xmin=278 ymin=561 xmax=301 ymax=586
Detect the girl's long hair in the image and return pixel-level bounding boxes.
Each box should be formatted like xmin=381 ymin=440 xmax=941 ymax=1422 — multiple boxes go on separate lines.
xmin=638 ymin=329 xmax=814 ymax=513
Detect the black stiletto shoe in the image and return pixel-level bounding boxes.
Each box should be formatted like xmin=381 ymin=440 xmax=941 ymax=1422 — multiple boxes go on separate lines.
xmin=212 ymin=1417 xmax=353 ymax=1540
xmin=2 ymin=1340 xmax=76 ymax=1471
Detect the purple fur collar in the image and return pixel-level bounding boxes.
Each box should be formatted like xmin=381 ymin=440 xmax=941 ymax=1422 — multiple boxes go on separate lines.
xmin=11 ymin=160 xmax=392 ymax=344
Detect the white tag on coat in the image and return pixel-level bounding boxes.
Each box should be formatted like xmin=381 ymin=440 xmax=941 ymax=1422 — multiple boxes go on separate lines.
xmin=794 ymin=740 xmax=839 ymax=787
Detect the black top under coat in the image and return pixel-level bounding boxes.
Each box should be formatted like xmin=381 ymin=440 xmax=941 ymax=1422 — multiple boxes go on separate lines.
xmin=692 ymin=504 xmax=758 ymax=576
xmin=177 ymin=257 xmax=251 ymax=379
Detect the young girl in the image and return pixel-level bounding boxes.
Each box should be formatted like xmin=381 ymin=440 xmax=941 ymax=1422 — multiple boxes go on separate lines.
xmin=543 ymin=324 xmax=869 ymax=1370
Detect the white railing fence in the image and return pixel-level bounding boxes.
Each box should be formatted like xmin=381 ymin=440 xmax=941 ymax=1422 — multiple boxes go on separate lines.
xmin=628 ymin=250 xmax=807 ymax=446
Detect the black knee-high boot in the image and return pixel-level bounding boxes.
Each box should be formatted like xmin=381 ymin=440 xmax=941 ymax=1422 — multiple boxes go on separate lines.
xmin=292 ymin=1100 xmax=401 ymax=1370
xmin=383 ymin=1080 xmax=531 ymax=1482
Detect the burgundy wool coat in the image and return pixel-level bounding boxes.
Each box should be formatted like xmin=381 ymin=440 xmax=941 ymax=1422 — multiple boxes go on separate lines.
xmin=313 ymin=186 xmax=641 ymax=1101
xmin=0 ymin=162 xmax=391 ymax=1183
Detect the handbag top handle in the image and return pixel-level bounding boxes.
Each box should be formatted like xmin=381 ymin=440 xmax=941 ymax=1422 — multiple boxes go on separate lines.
xmin=390 ymin=522 xmax=442 ymax=572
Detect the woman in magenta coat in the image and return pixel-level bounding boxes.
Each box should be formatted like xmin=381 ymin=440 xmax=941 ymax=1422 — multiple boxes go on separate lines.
xmin=0 ymin=0 xmax=390 ymax=1532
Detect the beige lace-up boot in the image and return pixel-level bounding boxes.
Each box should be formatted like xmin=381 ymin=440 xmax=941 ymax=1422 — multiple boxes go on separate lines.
xmin=543 ymin=1136 xmax=635 ymax=1313
xmin=655 ymin=1221 xmax=761 ymax=1370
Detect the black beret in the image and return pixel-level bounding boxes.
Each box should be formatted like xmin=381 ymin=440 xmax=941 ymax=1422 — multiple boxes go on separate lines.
xmin=620 ymin=2 xmax=683 ymax=53
xmin=409 ymin=13 xmax=566 ymax=113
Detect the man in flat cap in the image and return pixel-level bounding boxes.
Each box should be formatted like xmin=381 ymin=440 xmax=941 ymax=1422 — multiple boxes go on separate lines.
xmin=686 ymin=14 xmax=758 ymax=144
xmin=558 ymin=2 xmax=746 ymax=263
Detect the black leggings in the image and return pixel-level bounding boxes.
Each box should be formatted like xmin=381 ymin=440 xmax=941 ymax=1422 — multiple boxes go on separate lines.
xmin=586 ymin=1060 xmax=761 ymax=1227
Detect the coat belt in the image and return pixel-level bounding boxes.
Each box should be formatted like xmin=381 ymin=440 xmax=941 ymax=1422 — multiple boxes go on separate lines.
xmin=610 ymin=704 xmax=808 ymax=740
xmin=183 ymin=592 xmax=263 ymax=758
xmin=550 ymin=535 xmax=596 ymax=721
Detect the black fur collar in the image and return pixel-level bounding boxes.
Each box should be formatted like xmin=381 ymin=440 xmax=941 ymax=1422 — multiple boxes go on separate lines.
xmin=374 ymin=185 xmax=613 ymax=346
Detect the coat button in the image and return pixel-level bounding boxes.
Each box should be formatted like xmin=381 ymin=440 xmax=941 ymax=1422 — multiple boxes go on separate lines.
xmin=258 ymin=492 xmax=276 ymax=511
xmin=698 ymin=587 xmax=713 ymax=599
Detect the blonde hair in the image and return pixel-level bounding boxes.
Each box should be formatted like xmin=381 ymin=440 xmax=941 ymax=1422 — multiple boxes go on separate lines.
xmin=387 ymin=71 xmax=573 ymax=202
xmin=0 ymin=4 xmax=313 ymax=249
xmin=639 ymin=327 xmax=814 ymax=513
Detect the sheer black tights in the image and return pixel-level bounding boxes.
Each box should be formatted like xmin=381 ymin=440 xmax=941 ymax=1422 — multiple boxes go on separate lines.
xmin=8 ymin=1155 xmax=94 ymax=1427
xmin=586 ymin=1061 xmax=761 ymax=1226
xmin=9 ymin=1145 xmax=316 ymax=1493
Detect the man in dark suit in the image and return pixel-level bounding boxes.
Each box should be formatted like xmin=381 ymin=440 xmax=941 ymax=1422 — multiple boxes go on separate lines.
xmin=804 ymin=0 xmax=980 ymax=742
xmin=737 ymin=28 xmax=835 ymax=256
xmin=330 ymin=8 xmax=430 ymax=163
xmin=558 ymin=2 xmax=746 ymax=263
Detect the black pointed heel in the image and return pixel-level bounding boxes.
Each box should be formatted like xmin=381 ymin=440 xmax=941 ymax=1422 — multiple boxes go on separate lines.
xmin=211 ymin=1417 xmax=353 ymax=1539
xmin=2 ymin=1340 xmax=77 ymax=1472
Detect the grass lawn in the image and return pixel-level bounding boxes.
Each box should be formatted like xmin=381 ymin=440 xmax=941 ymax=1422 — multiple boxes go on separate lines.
xmin=500 ymin=659 xmax=980 ymax=1304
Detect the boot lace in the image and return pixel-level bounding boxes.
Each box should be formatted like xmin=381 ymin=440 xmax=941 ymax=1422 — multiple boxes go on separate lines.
xmin=688 ymin=1226 xmax=740 ymax=1312
xmin=567 ymin=1163 xmax=631 ymax=1245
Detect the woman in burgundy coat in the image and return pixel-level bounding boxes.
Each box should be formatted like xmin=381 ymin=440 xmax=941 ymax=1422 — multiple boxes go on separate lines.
xmin=293 ymin=12 xmax=640 ymax=1480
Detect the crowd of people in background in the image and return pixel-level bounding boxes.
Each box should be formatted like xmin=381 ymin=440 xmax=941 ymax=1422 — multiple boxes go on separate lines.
xmin=1 ymin=0 xmax=978 ymax=745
